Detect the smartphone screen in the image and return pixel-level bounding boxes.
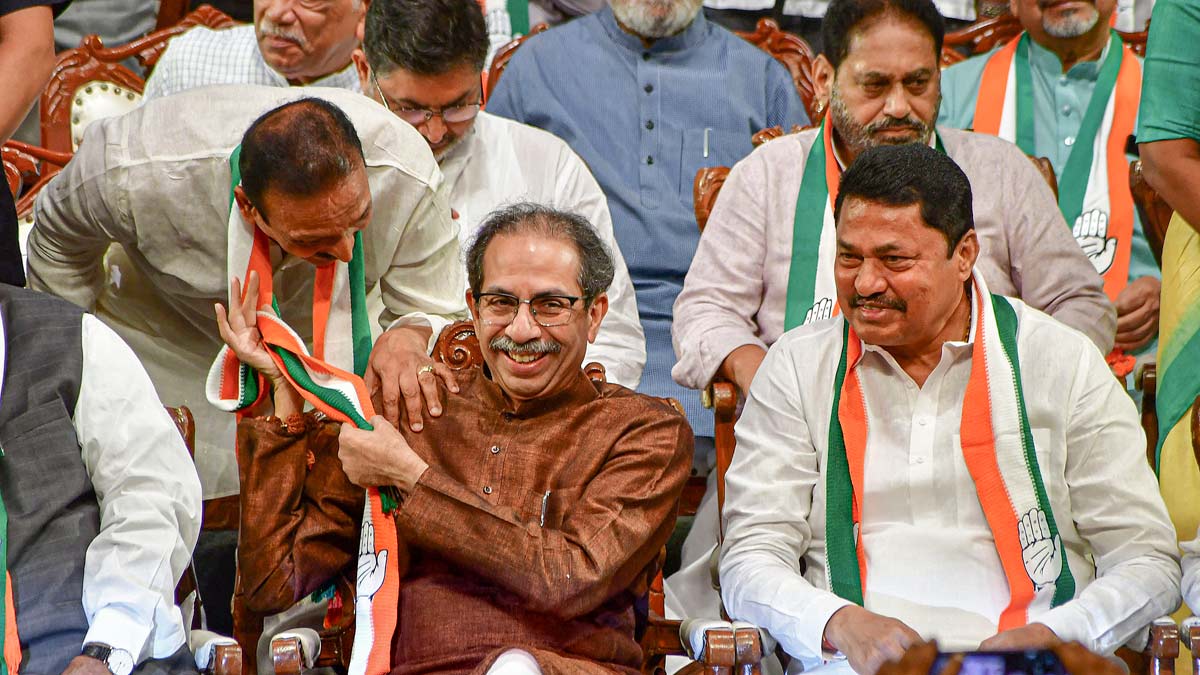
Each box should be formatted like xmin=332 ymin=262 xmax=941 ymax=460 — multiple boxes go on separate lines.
xmin=931 ymin=650 xmax=1068 ymax=675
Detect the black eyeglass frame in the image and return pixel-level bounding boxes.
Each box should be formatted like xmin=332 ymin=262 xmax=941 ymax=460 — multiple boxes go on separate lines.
xmin=473 ymin=292 xmax=585 ymax=327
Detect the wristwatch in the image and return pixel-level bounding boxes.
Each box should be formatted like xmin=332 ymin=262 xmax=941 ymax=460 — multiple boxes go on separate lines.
xmin=81 ymin=643 xmax=135 ymax=675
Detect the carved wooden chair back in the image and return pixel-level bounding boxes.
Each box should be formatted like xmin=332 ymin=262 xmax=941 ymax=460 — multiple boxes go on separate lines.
xmin=484 ymin=19 xmax=820 ymax=120
xmin=264 ymin=321 xmax=758 ymax=675
xmin=40 ymin=5 xmax=237 ymax=158
xmin=940 ymin=13 xmax=1148 ymax=67
xmin=1129 ymin=159 xmax=1172 ymax=267
xmin=164 ymin=405 xmax=245 ymax=675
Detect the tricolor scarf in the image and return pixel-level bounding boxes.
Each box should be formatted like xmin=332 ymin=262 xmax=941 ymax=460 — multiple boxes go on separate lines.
xmin=973 ymin=31 xmax=1142 ymax=302
xmin=204 ymin=148 xmax=402 ymax=675
xmin=824 ymin=275 xmax=1075 ymax=627
xmin=785 ymin=121 xmax=946 ymax=331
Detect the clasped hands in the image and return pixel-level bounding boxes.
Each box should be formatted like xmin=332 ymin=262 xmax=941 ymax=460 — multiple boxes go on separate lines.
xmin=822 ymin=605 xmax=1063 ymax=675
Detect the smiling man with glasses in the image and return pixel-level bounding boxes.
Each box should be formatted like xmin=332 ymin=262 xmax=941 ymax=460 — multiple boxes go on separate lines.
xmin=351 ymin=0 xmax=647 ymax=390
xmin=230 ymin=202 xmax=692 ymax=675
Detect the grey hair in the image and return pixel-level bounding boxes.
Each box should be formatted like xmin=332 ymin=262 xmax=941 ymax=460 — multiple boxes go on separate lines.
xmin=466 ymin=202 xmax=615 ymax=305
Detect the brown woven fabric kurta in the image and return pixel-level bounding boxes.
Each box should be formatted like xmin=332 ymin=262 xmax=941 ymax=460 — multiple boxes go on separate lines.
xmin=236 ymin=367 xmax=693 ymax=675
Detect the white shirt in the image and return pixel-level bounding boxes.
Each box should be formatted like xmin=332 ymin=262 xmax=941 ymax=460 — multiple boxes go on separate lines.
xmin=0 ymin=311 xmax=202 ymax=664
xmin=438 ymin=111 xmax=646 ymax=388
xmin=719 ymin=285 xmax=1179 ymax=670
xmin=28 ymin=86 xmax=464 ymax=499
xmin=142 ymin=24 xmax=362 ymax=102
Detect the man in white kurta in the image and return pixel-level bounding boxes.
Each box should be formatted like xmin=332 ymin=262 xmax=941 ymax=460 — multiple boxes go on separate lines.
xmin=27 ymin=85 xmax=464 ymax=500
xmin=719 ymin=142 xmax=1179 ymax=674
xmin=355 ymin=0 xmax=645 ymax=387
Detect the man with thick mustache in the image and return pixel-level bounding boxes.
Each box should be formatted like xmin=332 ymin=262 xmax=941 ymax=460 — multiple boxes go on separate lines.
xmin=939 ymin=0 xmax=1159 ymax=393
xmin=719 ymin=143 xmax=1178 ymax=675
xmin=665 ymin=0 xmax=1113 ymax=625
xmin=228 ymin=202 xmax=693 ymax=675
xmin=143 ymin=0 xmax=366 ymax=100
xmin=487 ymin=0 xmax=808 ymax=469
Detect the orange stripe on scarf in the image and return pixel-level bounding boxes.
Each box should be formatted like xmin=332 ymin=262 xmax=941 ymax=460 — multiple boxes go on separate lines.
xmin=1100 ymin=45 xmax=1141 ymax=301
xmin=973 ymin=38 xmax=1020 ymax=136
xmin=4 ymin=573 xmax=18 ymax=675
xmin=838 ymin=336 xmax=869 ymax=590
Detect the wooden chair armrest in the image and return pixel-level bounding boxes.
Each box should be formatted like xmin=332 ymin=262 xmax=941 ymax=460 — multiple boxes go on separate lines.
xmin=1146 ymin=616 xmax=1179 ymax=675
xmin=270 ymin=635 xmax=304 ymax=675
xmin=189 ymin=630 xmax=243 ymax=675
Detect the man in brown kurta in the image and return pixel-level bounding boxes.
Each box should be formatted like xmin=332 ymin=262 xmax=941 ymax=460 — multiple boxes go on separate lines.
xmin=229 ymin=203 xmax=694 ymax=675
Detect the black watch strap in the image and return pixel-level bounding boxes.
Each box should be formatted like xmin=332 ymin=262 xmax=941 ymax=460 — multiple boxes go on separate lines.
xmin=81 ymin=643 xmax=113 ymax=663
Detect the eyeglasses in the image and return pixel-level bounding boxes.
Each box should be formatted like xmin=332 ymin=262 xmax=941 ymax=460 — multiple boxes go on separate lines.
xmin=370 ymin=68 xmax=481 ymax=126
xmin=475 ymin=293 xmax=582 ymax=327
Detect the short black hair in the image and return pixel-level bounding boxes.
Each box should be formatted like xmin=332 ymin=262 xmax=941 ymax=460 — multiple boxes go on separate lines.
xmin=822 ymin=0 xmax=945 ymax=69
xmin=364 ymin=0 xmax=489 ymax=77
xmin=467 ymin=203 xmax=615 ymax=305
xmin=834 ymin=143 xmax=974 ymax=254
xmin=238 ymin=98 xmax=365 ymax=215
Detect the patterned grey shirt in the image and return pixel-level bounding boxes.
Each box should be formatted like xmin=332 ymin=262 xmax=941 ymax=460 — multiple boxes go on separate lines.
xmin=142 ymin=23 xmax=362 ymax=101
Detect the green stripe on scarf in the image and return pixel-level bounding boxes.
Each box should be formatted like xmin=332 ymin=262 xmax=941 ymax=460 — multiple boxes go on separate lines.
xmin=990 ymin=296 xmax=1075 ymax=605
xmin=1013 ymin=32 xmax=1123 ymax=227
xmin=784 ymin=121 xmax=831 ymax=331
xmin=508 ymin=0 xmax=530 ymax=35
xmin=825 ymin=321 xmax=863 ymax=605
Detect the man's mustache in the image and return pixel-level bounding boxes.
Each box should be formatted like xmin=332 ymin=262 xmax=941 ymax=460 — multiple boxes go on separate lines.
xmin=867 ymin=116 xmax=926 ymax=135
xmin=850 ymin=293 xmax=907 ymax=312
xmin=259 ymin=20 xmax=308 ymax=49
xmin=489 ymin=335 xmax=562 ymax=354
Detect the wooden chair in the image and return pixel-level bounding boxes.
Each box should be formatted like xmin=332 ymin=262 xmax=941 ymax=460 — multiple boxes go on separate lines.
xmin=2 ymin=140 xmax=74 ymax=270
xmin=259 ymin=321 xmax=764 ymax=675
xmin=165 ymin=405 xmax=245 ymax=675
xmin=484 ymin=18 xmax=821 ymax=121
xmin=1130 ymin=159 xmax=1173 ymax=269
xmin=940 ymin=14 xmax=1148 ymax=67
xmin=40 ymin=5 xmax=237 ymax=157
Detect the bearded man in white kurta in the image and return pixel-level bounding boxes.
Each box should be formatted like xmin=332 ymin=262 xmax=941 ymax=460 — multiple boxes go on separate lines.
xmin=719 ymin=143 xmax=1179 ymax=675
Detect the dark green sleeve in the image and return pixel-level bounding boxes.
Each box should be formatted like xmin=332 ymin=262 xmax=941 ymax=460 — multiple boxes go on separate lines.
xmin=1138 ymin=0 xmax=1200 ymax=143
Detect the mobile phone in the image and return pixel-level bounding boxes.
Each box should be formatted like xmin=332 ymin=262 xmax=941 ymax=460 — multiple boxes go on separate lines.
xmin=930 ymin=649 xmax=1067 ymax=675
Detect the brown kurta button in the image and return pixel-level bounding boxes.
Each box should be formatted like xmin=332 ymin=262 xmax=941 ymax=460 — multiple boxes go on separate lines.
xmin=482 ymin=486 xmax=493 ymax=494
xmin=490 ymin=446 xmax=501 ymax=454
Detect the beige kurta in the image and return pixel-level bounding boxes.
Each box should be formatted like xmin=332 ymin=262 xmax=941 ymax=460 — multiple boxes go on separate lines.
xmin=28 ymin=85 xmax=466 ymax=498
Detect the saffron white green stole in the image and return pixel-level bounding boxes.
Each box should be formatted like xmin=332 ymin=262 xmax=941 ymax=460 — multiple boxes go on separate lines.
xmin=824 ymin=276 xmax=1075 ymax=627
xmin=973 ymin=31 xmax=1142 ymax=302
xmin=785 ymin=122 xmax=946 ymax=331
xmin=0 ymin=479 xmax=20 ymax=674
xmin=204 ymin=148 xmax=403 ymax=675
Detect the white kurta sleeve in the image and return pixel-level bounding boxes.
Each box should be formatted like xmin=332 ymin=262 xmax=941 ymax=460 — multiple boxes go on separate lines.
xmin=1034 ymin=342 xmax=1180 ymax=652
xmin=74 ymin=314 xmax=202 ymax=662
xmin=718 ymin=336 xmax=852 ymax=664
xmin=556 ymin=146 xmax=646 ymax=389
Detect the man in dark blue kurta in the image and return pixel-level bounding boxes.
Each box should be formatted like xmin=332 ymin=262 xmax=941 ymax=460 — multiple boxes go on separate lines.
xmin=486 ymin=0 xmax=808 ymax=452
